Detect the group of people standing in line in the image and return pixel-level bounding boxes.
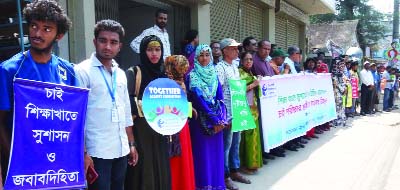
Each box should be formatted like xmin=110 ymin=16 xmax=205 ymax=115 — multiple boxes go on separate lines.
xmin=1 ymin=1 xmax=399 ymax=190
xmin=329 ymin=55 xmax=399 ymax=130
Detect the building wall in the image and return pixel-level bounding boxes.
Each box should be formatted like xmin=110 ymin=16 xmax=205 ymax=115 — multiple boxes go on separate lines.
xmin=67 ymin=0 xmax=96 ymax=63
xmin=66 ymin=0 xmax=329 ymax=66
xmin=275 ymin=15 xmax=302 ymax=51
xmin=210 ymin=0 xmax=240 ymax=41
xmin=210 ymin=0 xmax=265 ymax=42
xmin=275 ymin=0 xmax=307 ymax=53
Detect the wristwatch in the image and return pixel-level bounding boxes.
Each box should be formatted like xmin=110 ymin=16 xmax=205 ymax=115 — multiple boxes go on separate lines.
xmin=129 ymin=141 xmax=137 ymax=148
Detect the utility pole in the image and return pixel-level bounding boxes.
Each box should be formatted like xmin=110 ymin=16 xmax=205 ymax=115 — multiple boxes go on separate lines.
xmin=394 ymin=0 xmax=399 ymax=41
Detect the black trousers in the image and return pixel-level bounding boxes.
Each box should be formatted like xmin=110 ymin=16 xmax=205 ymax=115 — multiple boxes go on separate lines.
xmin=370 ymin=87 xmax=377 ymax=111
xmin=89 ymin=156 xmax=128 ymax=190
xmin=361 ymin=84 xmax=373 ymax=113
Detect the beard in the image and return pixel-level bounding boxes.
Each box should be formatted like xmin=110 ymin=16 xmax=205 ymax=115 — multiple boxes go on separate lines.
xmin=157 ymin=22 xmax=166 ymax=29
xmin=30 ymin=37 xmax=56 ymax=55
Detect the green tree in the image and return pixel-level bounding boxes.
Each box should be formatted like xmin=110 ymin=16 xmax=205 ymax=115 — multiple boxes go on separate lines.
xmin=310 ymin=0 xmax=388 ymax=52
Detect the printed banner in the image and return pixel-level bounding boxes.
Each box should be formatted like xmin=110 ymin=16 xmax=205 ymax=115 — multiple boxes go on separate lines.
xmin=384 ymin=42 xmax=400 ymax=69
xmin=259 ymin=73 xmax=337 ymax=152
xmin=229 ymin=79 xmax=256 ymax=132
xmin=5 ymin=78 xmax=89 ymax=190
xmin=142 ymin=78 xmax=188 ymax=135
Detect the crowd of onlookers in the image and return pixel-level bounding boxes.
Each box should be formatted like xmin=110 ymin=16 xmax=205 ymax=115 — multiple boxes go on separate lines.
xmin=1 ymin=1 xmax=399 ymax=190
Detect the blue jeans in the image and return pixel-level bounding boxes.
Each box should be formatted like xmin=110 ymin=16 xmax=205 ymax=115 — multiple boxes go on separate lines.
xmin=383 ymin=88 xmax=391 ymax=110
xmin=389 ymin=90 xmax=395 ymax=108
xmin=89 ymin=156 xmax=127 ymax=190
xmin=351 ymin=98 xmax=357 ymax=113
xmin=223 ymin=129 xmax=241 ymax=176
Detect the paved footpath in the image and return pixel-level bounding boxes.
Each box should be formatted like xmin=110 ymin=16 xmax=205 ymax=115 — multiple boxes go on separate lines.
xmin=237 ymin=106 xmax=400 ymax=190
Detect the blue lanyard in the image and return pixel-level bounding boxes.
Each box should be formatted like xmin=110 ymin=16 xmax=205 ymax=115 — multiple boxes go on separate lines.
xmin=98 ymin=66 xmax=117 ymax=103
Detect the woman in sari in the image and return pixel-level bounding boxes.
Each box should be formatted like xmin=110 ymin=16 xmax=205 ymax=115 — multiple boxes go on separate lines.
xmin=164 ymin=55 xmax=195 ymax=190
xmin=238 ymin=51 xmax=263 ymax=174
xmin=125 ymin=35 xmax=171 ymax=190
xmin=187 ymin=44 xmax=226 ymax=190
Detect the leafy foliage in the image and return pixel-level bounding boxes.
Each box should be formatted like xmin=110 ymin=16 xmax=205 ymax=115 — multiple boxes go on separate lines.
xmin=310 ymin=0 xmax=389 ymax=51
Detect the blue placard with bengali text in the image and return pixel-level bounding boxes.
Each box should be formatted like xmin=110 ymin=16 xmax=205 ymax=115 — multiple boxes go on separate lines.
xmin=4 ymin=78 xmax=89 ymax=190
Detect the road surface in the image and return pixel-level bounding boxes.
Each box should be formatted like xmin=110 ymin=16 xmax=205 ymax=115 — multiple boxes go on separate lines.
xmin=236 ymin=108 xmax=400 ymax=190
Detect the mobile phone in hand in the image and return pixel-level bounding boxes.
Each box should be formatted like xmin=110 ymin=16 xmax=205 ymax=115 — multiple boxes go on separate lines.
xmin=87 ymin=165 xmax=98 ymax=185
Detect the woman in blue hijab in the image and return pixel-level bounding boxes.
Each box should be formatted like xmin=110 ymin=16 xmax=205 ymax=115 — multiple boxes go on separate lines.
xmin=187 ymin=44 xmax=227 ymax=190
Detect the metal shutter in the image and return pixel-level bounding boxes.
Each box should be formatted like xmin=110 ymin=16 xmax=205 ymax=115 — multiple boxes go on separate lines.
xmin=240 ymin=1 xmax=263 ymax=41
xmin=210 ymin=0 xmax=240 ymax=41
xmin=95 ymin=0 xmax=119 ymax=21
xmin=275 ymin=16 xmax=287 ymax=50
xmin=173 ymin=5 xmax=191 ymax=54
xmin=275 ymin=15 xmax=300 ymax=50
xmin=287 ymin=19 xmax=299 ymax=48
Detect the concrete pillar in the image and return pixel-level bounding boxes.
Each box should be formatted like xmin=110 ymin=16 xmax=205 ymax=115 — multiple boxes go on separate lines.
xmin=299 ymin=24 xmax=306 ymax=61
xmin=263 ymin=8 xmax=275 ymax=43
xmin=299 ymin=24 xmax=306 ymax=54
xmin=191 ymin=3 xmax=211 ymax=45
xmin=57 ymin=0 xmax=69 ymax=61
xmin=67 ymin=0 xmax=96 ymax=63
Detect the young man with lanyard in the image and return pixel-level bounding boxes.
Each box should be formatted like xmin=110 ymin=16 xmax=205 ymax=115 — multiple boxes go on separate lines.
xmin=75 ymin=19 xmax=138 ymax=190
xmin=0 ymin=1 xmax=77 ymax=187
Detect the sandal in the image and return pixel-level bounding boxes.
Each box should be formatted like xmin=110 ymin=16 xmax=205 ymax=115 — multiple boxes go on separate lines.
xmin=230 ymin=172 xmax=251 ymax=184
xmin=225 ymin=177 xmax=239 ymax=190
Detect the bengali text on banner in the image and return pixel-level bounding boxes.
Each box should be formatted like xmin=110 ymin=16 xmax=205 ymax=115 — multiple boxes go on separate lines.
xmin=259 ymin=73 xmax=337 ymax=152
xmin=5 ymin=78 xmax=89 ymax=190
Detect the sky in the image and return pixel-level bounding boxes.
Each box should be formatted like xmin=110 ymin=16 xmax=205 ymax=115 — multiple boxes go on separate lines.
xmin=368 ymin=0 xmax=394 ymax=13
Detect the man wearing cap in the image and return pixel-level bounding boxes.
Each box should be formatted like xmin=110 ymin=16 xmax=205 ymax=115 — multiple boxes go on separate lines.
xmin=281 ymin=46 xmax=302 ymax=74
xmin=215 ymin=38 xmax=250 ymax=190
xmin=251 ymin=40 xmax=274 ymax=77
xmin=359 ymin=61 xmax=375 ymax=115
xmin=269 ymin=48 xmax=288 ymax=75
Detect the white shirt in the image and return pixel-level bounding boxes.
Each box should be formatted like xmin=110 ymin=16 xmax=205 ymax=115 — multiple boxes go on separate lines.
xmin=130 ymin=25 xmax=171 ymax=61
xmin=265 ymin=55 xmax=272 ymax=62
xmin=282 ymin=57 xmax=298 ymax=74
xmin=359 ymin=69 xmax=374 ymax=86
xmin=75 ymin=53 xmax=133 ymax=159
xmin=215 ymin=60 xmax=240 ymax=122
xmin=233 ymin=58 xmax=240 ymax=68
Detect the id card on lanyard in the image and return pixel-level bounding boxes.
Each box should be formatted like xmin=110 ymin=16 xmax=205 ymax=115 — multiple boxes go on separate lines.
xmin=98 ymin=66 xmax=119 ymax=122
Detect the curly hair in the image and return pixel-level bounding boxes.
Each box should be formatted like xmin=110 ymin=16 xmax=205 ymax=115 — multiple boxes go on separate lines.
xmin=23 ymin=0 xmax=71 ymax=35
xmin=94 ymin=19 xmax=125 ymax=41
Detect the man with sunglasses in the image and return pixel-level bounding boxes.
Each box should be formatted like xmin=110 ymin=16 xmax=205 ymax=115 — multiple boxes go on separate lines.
xmin=242 ymin=37 xmax=258 ymax=54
